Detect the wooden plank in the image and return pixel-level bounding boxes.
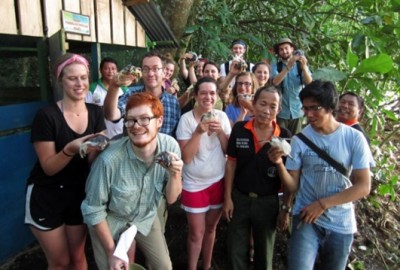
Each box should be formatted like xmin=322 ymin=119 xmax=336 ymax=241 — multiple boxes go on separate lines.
xmin=81 ymin=0 xmax=96 ymax=42
xmin=0 ymin=0 xmax=18 ymax=34
xmin=63 ymin=0 xmax=82 ymax=41
xmin=96 ymin=0 xmax=111 ymax=44
xmin=43 ymin=0 xmax=63 ymax=37
xmin=18 ymin=0 xmax=43 ymax=36
xmin=0 ymin=132 xmax=37 ymax=262
xmin=122 ymin=0 xmax=150 ymax=6
xmin=125 ymin=8 xmax=137 ymax=46
xmin=111 ymin=0 xmax=125 ymax=45
xmin=0 ymin=101 xmax=48 ymax=131
xmin=136 ymin=21 xmax=146 ymax=48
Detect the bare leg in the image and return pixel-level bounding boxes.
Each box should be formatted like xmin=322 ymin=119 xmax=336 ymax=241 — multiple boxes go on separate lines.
xmin=65 ymin=224 xmax=88 ymax=270
xmin=186 ymin=212 xmax=206 ymax=270
xmin=30 ymin=225 xmax=70 ymax=270
xmin=201 ymin=209 xmax=222 ymax=270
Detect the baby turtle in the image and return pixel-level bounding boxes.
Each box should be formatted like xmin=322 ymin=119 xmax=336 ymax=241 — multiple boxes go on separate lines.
xmin=200 ymin=111 xmax=218 ymax=122
xmin=270 ymin=136 xmax=292 ymax=159
xmin=238 ymin=94 xmax=254 ymax=101
xmin=155 ymin=151 xmax=173 ymax=168
xmin=79 ymin=134 xmax=110 ymax=158
xmin=115 ymin=64 xmax=142 ymax=85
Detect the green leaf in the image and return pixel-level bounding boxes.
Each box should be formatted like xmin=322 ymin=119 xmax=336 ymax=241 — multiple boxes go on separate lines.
xmin=354 ymin=54 xmax=393 ymax=74
xmin=311 ymin=67 xmax=347 ymax=82
xmin=346 ymin=46 xmax=358 ymax=71
xmin=382 ymin=109 xmax=398 ymax=121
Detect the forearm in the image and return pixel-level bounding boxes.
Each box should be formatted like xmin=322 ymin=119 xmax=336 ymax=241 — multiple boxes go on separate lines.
xmin=217 ymin=132 xmax=229 ymax=154
xmin=272 ymin=68 xmax=289 ymax=85
xmin=224 ymin=160 xmax=236 ymax=200
xmin=219 ymin=72 xmax=236 ymax=91
xmin=276 ymin=162 xmax=299 ymax=193
xmin=180 ymin=132 xmax=202 ymax=164
xmin=93 ymin=220 xmax=116 ymax=258
xmin=188 ymin=66 xmax=197 ymax=85
xmin=104 ymin=86 xmax=122 ymax=121
xmin=302 ymin=67 xmax=313 ymax=85
xmin=319 ymin=170 xmax=371 ymax=209
xmin=179 ymin=58 xmax=188 ymax=79
xmin=165 ymin=173 xmax=182 ymax=204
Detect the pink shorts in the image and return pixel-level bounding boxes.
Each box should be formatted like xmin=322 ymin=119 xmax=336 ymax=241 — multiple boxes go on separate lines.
xmin=181 ymin=180 xmax=224 ymax=213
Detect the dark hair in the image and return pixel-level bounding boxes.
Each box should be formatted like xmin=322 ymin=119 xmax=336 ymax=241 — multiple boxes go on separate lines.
xmin=202 ymin=61 xmax=220 ymax=74
xmin=339 ymin=91 xmax=365 ymax=118
xmin=232 ymin=72 xmax=259 ymax=107
xmin=251 ymin=62 xmax=271 ymax=74
xmin=100 ymin=57 xmax=118 ymax=70
xmin=141 ymin=51 xmax=164 ymax=67
xmin=253 ymin=85 xmax=282 ymax=106
xmin=231 ymin=39 xmax=247 ymax=48
xmin=299 ymin=80 xmax=338 ymax=112
xmin=193 ymin=77 xmax=218 ymax=95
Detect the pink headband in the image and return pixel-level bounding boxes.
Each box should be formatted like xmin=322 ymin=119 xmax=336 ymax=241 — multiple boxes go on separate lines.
xmin=56 ymin=54 xmax=89 ymax=79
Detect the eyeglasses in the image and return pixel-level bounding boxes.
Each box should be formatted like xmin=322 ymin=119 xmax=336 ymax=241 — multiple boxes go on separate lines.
xmin=301 ymin=105 xmax=323 ymax=113
xmin=124 ymin=116 xmax=156 ymax=127
xmin=237 ymin=82 xmax=252 ymax=87
xmin=141 ymin=67 xmax=163 ymax=74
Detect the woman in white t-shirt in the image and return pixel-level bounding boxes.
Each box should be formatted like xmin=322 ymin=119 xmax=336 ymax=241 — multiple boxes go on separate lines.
xmin=176 ymin=77 xmax=231 ymax=270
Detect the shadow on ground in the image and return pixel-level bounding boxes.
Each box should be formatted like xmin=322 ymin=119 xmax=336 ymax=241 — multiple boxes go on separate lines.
xmin=0 ymin=200 xmax=289 ymax=270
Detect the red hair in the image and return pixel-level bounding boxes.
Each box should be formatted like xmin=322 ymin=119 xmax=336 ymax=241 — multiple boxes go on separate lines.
xmin=125 ymin=92 xmax=163 ymax=118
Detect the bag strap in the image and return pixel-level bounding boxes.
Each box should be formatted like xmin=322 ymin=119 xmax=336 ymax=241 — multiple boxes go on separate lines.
xmin=296 ymin=132 xmax=349 ymax=177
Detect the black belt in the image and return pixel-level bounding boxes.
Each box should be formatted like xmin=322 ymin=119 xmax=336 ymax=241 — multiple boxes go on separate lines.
xmin=236 ymin=189 xmax=273 ymax=198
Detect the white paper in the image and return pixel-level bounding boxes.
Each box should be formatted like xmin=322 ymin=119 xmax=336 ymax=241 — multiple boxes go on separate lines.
xmin=113 ymin=224 xmax=137 ymax=263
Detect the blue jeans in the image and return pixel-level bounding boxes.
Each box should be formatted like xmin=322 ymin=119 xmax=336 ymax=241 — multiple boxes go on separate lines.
xmin=288 ymin=215 xmax=353 ymax=270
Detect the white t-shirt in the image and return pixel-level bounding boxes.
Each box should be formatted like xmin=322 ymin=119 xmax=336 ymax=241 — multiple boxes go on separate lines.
xmin=176 ymin=110 xmax=231 ymax=192
xmin=86 ymin=82 xmax=125 ymax=138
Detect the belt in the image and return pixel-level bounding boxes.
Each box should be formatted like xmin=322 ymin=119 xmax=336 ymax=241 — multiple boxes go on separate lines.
xmin=236 ymin=189 xmax=270 ymax=198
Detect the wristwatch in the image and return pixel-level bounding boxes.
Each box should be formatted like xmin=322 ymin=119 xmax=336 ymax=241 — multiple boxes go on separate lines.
xmin=281 ymin=204 xmax=292 ymax=214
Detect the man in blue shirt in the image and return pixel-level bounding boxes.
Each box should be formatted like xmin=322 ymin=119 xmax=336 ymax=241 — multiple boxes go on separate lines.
xmin=272 ymin=38 xmax=312 ymax=135
xmin=268 ymin=80 xmax=372 ymax=270
xmin=104 ymin=51 xmax=180 ymax=136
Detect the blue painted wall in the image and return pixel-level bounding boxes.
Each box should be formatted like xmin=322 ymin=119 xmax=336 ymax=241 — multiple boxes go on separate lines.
xmin=0 ymin=101 xmax=47 ymax=263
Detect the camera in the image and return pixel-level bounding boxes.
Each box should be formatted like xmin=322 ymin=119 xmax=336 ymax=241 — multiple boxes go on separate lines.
xmin=186 ymin=52 xmax=198 ymax=62
xmin=293 ymin=49 xmax=305 ymax=56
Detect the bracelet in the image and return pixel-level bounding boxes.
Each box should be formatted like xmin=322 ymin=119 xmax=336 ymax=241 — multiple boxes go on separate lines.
xmin=285 ymin=66 xmax=290 ymax=72
xmin=62 ymin=149 xmax=74 ymax=157
xmin=318 ymin=199 xmax=326 ymax=210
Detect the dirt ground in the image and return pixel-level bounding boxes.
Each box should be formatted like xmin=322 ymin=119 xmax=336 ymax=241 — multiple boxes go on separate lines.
xmin=0 ymin=196 xmax=399 ymax=270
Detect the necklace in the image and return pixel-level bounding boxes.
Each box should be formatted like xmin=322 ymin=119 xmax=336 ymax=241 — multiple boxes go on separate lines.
xmin=60 ymin=101 xmax=85 ymax=117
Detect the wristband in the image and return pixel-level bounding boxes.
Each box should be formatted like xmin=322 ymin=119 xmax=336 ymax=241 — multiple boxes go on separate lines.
xmin=62 ymin=149 xmax=74 ymax=157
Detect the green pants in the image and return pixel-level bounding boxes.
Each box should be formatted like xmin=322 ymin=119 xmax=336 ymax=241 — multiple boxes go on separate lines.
xmin=227 ymin=189 xmax=279 ymax=270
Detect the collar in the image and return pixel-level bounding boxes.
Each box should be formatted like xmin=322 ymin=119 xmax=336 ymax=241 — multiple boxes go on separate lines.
xmin=244 ymin=118 xmax=281 ymax=152
xmin=342 ymin=118 xmax=358 ymax=126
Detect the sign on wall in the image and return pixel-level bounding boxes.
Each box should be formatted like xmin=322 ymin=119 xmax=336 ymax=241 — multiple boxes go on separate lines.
xmin=61 ymin=10 xmax=90 ymax=36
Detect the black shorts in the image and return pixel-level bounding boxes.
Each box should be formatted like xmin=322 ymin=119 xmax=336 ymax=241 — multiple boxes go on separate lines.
xmin=25 ymin=183 xmax=85 ymax=231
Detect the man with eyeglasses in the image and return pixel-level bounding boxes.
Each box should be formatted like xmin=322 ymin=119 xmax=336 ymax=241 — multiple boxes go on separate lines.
xmin=104 ymin=51 xmax=181 ymax=137
xmin=82 ymin=92 xmax=183 ymax=270
xmin=268 ymin=80 xmax=373 ymax=270
xmin=271 ymin=38 xmax=312 ymax=135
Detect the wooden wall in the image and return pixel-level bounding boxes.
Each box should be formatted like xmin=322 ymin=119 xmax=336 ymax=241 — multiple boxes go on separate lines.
xmin=0 ymin=0 xmax=145 ymax=48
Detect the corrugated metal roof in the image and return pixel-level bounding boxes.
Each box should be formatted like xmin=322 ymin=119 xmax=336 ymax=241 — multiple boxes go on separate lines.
xmin=126 ymin=2 xmax=179 ymax=49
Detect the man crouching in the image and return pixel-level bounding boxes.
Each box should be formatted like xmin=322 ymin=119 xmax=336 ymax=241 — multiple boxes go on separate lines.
xmin=81 ymin=92 xmax=183 ymax=270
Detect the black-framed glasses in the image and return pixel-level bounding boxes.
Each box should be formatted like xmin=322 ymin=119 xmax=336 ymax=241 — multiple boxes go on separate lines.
xmin=124 ymin=116 xmax=156 ymax=127
xmin=237 ymin=82 xmax=252 ymax=87
xmin=141 ymin=67 xmax=163 ymax=74
xmin=301 ymin=105 xmax=323 ymax=113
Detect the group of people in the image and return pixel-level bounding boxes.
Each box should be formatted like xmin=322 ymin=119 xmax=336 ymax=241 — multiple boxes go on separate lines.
xmin=23 ymin=36 xmax=373 ymax=270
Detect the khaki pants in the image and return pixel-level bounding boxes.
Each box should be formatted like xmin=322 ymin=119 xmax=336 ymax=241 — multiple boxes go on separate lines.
xmin=89 ymin=215 xmax=172 ymax=270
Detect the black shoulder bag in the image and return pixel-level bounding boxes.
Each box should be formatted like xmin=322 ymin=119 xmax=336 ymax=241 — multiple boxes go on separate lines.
xmin=296 ymin=132 xmax=350 ymax=177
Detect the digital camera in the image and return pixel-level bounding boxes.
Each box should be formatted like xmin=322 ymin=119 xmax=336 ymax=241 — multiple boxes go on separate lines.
xmin=293 ymin=50 xmax=305 ymax=56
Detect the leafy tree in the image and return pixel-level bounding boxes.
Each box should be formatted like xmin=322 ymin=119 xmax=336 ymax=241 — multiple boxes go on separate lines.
xmin=156 ymin=0 xmax=399 ymax=201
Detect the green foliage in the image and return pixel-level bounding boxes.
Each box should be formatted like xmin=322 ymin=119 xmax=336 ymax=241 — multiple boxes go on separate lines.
xmin=176 ymin=0 xmax=399 ymax=200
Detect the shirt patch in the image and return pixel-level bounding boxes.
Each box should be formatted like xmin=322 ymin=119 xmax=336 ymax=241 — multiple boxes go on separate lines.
xmin=267 ymin=167 xmax=277 ymax=178
xmin=236 ymin=138 xmax=250 ymax=149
